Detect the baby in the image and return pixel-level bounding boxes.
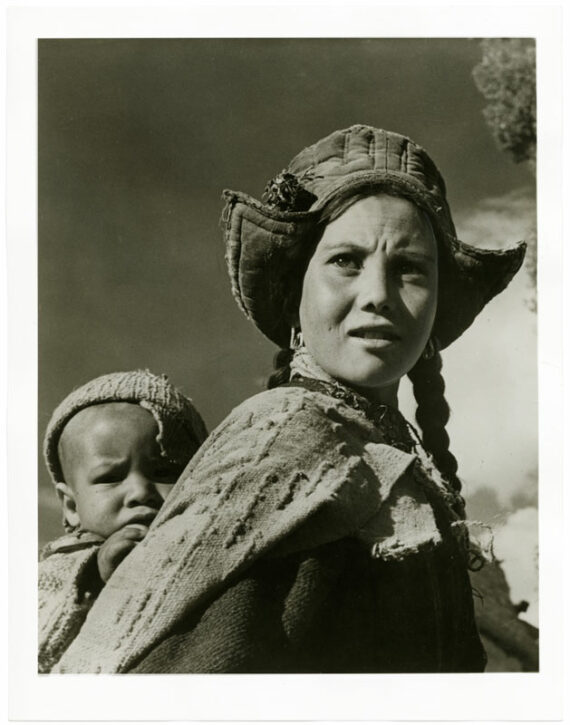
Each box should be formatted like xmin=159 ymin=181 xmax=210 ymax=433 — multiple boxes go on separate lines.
xmin=38 ymin=369 xmax=208 ymax=673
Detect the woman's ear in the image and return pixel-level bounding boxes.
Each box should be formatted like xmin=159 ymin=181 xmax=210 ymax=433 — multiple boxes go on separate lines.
xmin=55 ymin=482 xmax=80 ymax=529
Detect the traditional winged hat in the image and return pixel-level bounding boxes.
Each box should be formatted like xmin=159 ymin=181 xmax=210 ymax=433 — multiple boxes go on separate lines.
xmin=222 ymin=124 xmax=526 ymax=350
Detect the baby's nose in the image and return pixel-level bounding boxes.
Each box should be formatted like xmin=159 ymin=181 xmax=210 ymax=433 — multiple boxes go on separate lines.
xmin=124 ymin=473 xmax=161 ymax=507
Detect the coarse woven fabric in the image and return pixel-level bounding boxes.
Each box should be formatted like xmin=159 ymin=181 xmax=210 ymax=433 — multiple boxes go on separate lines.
xmin=130 ymin=537 xmax=486 ymax=673
xmin=222 ymin=124 xmax=526 ymax=349
xmin=38 ymin=531 xmax=104 ymax=673
xmin=56 ymin=383 xmax=467 ymax=674
xmin=44 ymin=369 xmax=208 ymax=487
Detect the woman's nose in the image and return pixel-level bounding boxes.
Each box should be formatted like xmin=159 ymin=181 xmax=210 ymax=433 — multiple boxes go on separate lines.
xmin=124 ymin=473 xmax=161 ymax=507
xmin=357 ymin=261 xmax=391 ymax=313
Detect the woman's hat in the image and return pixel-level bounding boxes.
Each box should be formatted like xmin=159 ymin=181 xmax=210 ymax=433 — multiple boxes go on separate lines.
xmin=222 ymin=124 xmax=526 ymax=350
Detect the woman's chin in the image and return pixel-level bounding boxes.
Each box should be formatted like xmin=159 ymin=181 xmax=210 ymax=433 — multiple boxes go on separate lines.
xmin=335 ymin=369 xmax=401 ymax=404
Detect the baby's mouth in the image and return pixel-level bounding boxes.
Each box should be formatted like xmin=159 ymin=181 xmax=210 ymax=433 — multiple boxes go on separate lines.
xmin=126 ymin=509 xmax=159 ymax=527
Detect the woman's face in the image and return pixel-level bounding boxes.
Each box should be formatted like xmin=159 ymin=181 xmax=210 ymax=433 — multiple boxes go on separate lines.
xmin=298 ymin=194 xmax=438 ymax=404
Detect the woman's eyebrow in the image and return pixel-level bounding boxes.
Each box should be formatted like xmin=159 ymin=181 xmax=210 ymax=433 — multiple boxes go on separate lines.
xmin=391 ymin=248 xmax=437 ymax=263
xmin=323 ymin=238 xmax=436 ymax=259
xmin=321 ymin=240 xmax=370 ymax=253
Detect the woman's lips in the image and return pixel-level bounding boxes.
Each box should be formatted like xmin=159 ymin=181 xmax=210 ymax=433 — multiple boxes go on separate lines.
xmin=348 ymin=326 xmax=400 ymax=341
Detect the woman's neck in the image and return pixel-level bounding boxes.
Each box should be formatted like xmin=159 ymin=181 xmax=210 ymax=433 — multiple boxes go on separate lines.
xmin=352 ymin=380 xmax=399 ymax=408
xmin=289 ymin=348 xmax=400 ymax=409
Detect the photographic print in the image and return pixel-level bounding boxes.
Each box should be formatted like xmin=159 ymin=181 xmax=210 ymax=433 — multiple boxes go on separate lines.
xmin=38 ymin=35 xmax=538 ymax=673
xmin=6 ymin=4 xmax=564 ymax=722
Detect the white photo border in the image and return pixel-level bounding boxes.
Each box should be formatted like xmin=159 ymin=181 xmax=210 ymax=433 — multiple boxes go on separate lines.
xmin=6 ymin=2 xmax=565 ymax=722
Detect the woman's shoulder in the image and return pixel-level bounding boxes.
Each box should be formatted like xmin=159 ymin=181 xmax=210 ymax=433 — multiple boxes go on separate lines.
xmin=220 ymin=383 xmax=372 ymax=435
xmin=190 ymin=384 xmax=375 ymax=475
xmin=233 ymin=382 xmax=329 ymax=409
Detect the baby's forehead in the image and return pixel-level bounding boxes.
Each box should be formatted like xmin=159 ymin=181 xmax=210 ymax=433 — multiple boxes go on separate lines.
xmin=58 ymin=402 xmax=158 ymax=462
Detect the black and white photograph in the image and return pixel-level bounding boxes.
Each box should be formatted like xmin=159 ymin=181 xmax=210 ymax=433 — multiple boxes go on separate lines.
xmin=5 ymin=3 xmax=565 ymax=722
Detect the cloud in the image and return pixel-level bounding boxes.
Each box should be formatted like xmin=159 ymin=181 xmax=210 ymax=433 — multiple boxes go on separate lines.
xmin=441 ymin=187 xmax=537 ymax=505
xmin=455 ymin=186 xmax=537 ymax=310
xmin=401 ymin=186 xmax=539 ymax=625
xmin=454 ymin=186 xmax=536 ymax=249
xmin=493 ymin=507 xmax=539 ymax=626
xmin=447 ymin=189 xmax=539 ymax=627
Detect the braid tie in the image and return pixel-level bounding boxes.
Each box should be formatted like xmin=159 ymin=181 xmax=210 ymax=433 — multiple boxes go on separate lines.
xmin=408 ymin=351 xmax=464 ymax=515
xmin=267 ymin=348 xmax=293 ymax=389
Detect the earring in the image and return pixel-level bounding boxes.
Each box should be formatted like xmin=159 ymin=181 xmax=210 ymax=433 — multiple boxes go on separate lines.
xmin=422 ymin=336 xmax=439 ymax=360
xmin=290 ymin=327 xmax=304 ymax=350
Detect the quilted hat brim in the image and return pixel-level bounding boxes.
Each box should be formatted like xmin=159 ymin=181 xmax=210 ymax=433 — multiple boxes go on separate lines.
xmin=222 ymin=188 xmax=526 ymax=351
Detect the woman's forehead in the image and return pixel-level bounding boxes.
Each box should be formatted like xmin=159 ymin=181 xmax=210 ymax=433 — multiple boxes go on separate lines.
xmin=318 ymin=194 xmax=437 ymax=253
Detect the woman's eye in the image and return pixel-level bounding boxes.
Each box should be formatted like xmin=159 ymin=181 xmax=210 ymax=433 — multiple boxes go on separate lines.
xmin=330 ymin=254 xmax=360 ymax=271
xmin=394 ymin=260 xmax=426 ymax=277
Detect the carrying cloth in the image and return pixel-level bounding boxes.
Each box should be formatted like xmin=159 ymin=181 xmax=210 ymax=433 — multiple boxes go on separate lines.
xmin=129 ymin=535 xmax=485 ymax=673
xmin=55 ymin=383 xmax=459 ymax=673
xmin=38 ymin=531 xmax=104 ymax=673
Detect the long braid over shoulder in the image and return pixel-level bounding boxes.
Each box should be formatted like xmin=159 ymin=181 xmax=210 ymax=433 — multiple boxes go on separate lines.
xmin=267 ymin=348 xmax=293 ymax=389
xmin=407 ymin=351 xmax=466 ymax=518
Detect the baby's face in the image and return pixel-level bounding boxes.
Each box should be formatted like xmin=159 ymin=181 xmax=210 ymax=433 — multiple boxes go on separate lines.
xmin=58 ymin=402 xmax=184 ymax=538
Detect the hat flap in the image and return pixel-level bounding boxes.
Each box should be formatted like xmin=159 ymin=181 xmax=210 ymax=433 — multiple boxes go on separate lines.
xmin=434 ymin=236 xmax=527 ymax=348
xmin=223 ymin=190 xmax=318 ymax=345
xmin=223 ymin=189 xmax=527 ymax=351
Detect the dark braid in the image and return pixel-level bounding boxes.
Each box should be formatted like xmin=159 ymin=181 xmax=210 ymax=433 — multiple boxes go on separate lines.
xmin=407 ymin=351 xmax=465 ymax=517
xmin=267 ymin=348 xmax=294 ymax=389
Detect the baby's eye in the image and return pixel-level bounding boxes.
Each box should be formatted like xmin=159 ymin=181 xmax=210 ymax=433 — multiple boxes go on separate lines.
xmin=329 ymin=253 xmax=361 ymax=271
xmin=92 ymin=471 xmax=124 ymax=484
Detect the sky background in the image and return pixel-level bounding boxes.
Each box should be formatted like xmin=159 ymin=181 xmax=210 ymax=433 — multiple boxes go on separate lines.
xmin=38 ymin=38 xmax=537 ymax=622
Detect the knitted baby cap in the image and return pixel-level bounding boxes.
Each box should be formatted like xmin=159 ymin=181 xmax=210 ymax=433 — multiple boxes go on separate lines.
xmin=44 ymin=369 xmax=208 ymax=488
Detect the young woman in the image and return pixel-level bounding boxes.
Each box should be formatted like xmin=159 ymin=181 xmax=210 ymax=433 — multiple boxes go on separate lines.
xmin=56 ymin=125 xmax=526 ymax=673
